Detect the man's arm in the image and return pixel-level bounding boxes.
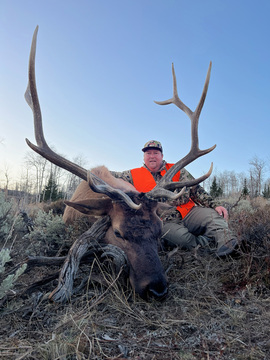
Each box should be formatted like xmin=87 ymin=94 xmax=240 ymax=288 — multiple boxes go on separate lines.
xmin=110 ymin=170 xmax=134 ymax=185
xmin=185 ymin=169 xmax=228 ymax=219
xmin=180 ymin=168 xmax=219 ymax=208
xmin=190 ymin=183 xmax=218 ymax=208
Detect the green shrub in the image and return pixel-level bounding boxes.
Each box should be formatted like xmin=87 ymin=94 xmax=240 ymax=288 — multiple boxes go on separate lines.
xmin=23 ymin=210 xmax=66 ymax=256
xmin=0 ymin=192 xmax=26 ymax=244
xmin=0 ymin=192 xmax=14 ymax=241
xmin=0 ymin=248 xmax=27 ymax=300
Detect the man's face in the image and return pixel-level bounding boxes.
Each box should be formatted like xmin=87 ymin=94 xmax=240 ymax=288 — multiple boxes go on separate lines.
xmin=144 ymin=149 xmax=163 ymax=173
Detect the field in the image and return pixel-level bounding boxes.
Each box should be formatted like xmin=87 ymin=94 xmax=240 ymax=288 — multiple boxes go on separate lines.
xmin=1 ymin=195 xmax=270 ymax=359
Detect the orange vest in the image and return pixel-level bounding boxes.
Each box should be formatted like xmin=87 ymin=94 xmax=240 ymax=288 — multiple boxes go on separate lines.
xmin=130 ymin=164 xmax=195 ymax=218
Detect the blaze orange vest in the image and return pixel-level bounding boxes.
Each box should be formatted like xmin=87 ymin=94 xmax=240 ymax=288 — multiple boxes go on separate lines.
xmin=130 ymin=164 xmax=195 ymax=218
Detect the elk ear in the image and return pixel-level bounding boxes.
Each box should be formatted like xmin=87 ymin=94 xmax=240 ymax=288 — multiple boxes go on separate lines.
xmin=64 ymin=198 xmax=112 ymax=216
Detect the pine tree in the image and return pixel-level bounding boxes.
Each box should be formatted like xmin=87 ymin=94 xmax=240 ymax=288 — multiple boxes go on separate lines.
xmin=210 ymin=176 xmax=223 ymax=198
xmin=262 ymin=184 xmax=270 ymax=199
xmin=242 ymin=178 xmax=249 ymax=199
xmin=42 ymin=174 xmax=62 ymax=202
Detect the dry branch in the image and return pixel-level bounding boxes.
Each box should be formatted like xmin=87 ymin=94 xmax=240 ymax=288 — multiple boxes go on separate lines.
xmin=49 ymin=215 xmax=111 ymax=303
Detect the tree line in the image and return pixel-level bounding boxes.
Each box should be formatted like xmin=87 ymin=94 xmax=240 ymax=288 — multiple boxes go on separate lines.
xmin=0 ymin=152 xmax=269 ymax=204
xmin=0 ymin=150 xmax=87 ymax=204
xmin=205 ymin=155 xmax=270 ymax=199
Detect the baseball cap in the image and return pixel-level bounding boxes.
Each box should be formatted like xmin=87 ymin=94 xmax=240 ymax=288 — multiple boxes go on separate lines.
xmin=142 ymin=140 xmax=163 ymax=153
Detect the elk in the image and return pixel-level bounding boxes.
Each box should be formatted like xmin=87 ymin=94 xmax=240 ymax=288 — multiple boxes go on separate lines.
xmin=25 ymin=26 xmax=215 ymax=301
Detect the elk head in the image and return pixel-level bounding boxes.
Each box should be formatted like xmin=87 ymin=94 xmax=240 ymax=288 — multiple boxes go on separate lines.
xmin=25 ymin=26 xmax=215 ymax=301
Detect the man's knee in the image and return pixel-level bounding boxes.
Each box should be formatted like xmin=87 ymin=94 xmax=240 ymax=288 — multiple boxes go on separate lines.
xmin=185 ymin=206 xmax=228 ymax=232
xmin=162 ymin=221 xmax=197 ymax=249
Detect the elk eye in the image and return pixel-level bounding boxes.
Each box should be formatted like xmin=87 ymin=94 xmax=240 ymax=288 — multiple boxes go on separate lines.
xmin=114 ymin=230 xmax=123 ymax=239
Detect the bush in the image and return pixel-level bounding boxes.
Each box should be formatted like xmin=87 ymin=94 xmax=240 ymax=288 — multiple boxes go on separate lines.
xmin=0 ymin=248 xmax=27 ymax=300
xmin=23 ymin=210 xmax=67 ymax=256
xmin=0 ymin=192 xmax=15 ymax=242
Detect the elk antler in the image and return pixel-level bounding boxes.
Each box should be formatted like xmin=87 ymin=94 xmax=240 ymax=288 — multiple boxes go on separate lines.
xmin=25 ymin=26 xmax=141 ymax=210
xmin=147 ymin=62 xmax=216 ymax=200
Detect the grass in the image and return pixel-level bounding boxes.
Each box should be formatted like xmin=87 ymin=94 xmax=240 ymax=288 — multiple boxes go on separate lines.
xmin=1 ymin=198 xmax=270 ymax=359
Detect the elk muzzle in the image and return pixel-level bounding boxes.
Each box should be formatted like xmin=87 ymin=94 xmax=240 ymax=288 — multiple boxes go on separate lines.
xmin=127 ymin=245 xmax=168 ymax=301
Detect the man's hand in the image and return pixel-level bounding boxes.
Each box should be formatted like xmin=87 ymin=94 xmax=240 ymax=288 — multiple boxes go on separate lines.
xmin=215 ymin=206 xmax=228 ymax=220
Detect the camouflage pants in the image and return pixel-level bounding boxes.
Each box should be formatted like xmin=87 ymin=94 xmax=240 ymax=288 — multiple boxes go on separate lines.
xmin=162 ymin=206 xmax=235 ymax=251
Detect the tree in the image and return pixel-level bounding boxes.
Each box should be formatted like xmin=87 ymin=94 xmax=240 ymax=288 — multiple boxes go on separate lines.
xmin=3 ymin=163 xmax=11 ymax=199
xmin=262 ymin=183 xmax=270 ymax=199
xmin=42 ymin=173 xmax=63 ymax=202
xmin=210 ymin=176 xmax=223 ymax=198
xmin=62 ymin=154 xmax=88 ymax=199
xmin=24 ymin=148 xmax=66 ymax=203
xmin=242 ymin=178 xmax=249 ymax=198
xmin=24 ymin=151 xmax=48 ymax=202
xmin=249 ymin=155 xmax=266 ymax=197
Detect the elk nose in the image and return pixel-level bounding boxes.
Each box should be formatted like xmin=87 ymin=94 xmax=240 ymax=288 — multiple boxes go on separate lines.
xmin=148 ymin=283 xmax=168 ymax=301
xmin=138 ymin=280 xmax=168 ymax=301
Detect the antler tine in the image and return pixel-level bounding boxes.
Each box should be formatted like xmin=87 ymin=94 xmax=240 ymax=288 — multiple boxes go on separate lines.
xmin=153 ymin=62 xmax=216 ymax=187
xmin=87 ymin=172 xmax=142 ymax=210
xmin=155 ymin=63 xmax=193 ymax=119
xmin=25 ymin=26 xmax=89 ymax=181
xmin=161 ymin=162 xmax=213 ymax=191
xmin=25 ymin=26 xmax=141 ymax=210
xmin=147 ymin=163 xmax=213 ymax=201
xmin=25 ymin=26 xmax=46 ymax=149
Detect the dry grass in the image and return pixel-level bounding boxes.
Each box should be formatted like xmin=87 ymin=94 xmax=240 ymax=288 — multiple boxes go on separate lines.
xmin=1 ymin=201 xmax=270 ymax=359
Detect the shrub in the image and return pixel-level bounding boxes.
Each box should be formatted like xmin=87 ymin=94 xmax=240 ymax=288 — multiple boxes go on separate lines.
xmin=23 ymin=210 xmax=67 ymax=256
xmin=230 ymin=199 xmax=254 ymax=214
xmin=0 ymin=192 xmax=15 ymax=242
xmin=0 ymin=249 xmax=27 ymax=300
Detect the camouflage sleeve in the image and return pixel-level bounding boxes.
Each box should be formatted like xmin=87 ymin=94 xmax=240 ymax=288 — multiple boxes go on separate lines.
xmin=110 ymin=170 xmax=134 ymax=185
xmin=190 ymin=184 xmax=219 ymax=208
xmin=179 ymin=168 xmax=219 ymax=208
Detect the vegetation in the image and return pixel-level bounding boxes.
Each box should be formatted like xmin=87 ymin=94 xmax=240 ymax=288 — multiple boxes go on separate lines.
xmin=0 ymin=151 xmax=86 ymax=203
xmin=242 ymin=178 xmax=249 ymax=198
xmin=0 ymin=191 xmax=16 ymax=241
xmin=262 ymin=184 xmax=270 ymax=199
xmin=41 ymin=173 xmax=63 ymax=202
xmin=0 ymin=248 xmax=27 ymax=300
xmin=1 ymin=152 xmax=270 ymax=203
xmin=0 ymin=193 xmax=27 ymax=302
xmin=1 ymin=190 xmax=270 ymax=359
xmin=210 ymin=176 xmax=223 ymax=198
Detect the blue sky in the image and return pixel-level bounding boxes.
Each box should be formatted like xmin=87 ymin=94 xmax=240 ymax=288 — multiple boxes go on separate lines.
xmin=1 ymin=0 xmax=270 ymax=185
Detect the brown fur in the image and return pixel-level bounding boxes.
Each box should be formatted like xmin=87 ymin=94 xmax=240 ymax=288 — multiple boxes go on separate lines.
xmin=63 ymin=166 xmax=137 ymax=224
xmin=63 ymin=166 xmax=168 ymax=300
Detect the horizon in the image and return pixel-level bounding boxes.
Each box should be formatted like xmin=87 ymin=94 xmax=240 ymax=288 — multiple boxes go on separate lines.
xmin=1 ymin=1 xmax=270 ymax=187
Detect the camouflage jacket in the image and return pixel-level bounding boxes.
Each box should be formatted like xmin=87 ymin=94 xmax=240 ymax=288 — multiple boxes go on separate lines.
xmin=111 ymin=161 xmax=219 ymax=220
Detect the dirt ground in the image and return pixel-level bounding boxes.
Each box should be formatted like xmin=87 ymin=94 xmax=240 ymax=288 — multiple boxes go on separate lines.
xmin=1 ymin=205 xmax=270 ymax=359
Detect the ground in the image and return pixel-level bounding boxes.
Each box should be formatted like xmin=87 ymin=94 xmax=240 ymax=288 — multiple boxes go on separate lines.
xmin=1 ymin=201 xmax=270 ymax=359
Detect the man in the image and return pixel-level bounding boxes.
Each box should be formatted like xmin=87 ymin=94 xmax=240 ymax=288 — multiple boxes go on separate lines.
xmin=111 ymin=140 xmax=238 ymax=256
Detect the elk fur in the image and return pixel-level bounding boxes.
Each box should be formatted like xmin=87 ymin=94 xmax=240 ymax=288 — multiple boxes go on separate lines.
xmin=63 ymin=166 xmax=137 ymax=224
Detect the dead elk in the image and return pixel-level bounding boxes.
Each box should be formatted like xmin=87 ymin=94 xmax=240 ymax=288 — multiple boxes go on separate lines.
xmin=25 ymin=26 xmax=215 ymax=302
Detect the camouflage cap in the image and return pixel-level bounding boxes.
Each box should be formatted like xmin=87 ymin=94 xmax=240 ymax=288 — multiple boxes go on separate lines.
xmin=142 ymin=140 xmax=163 ymax=153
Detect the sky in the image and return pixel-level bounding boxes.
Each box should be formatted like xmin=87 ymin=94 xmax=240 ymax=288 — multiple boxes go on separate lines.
xmin=1 ymin=0 xmax=270 ymax=187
